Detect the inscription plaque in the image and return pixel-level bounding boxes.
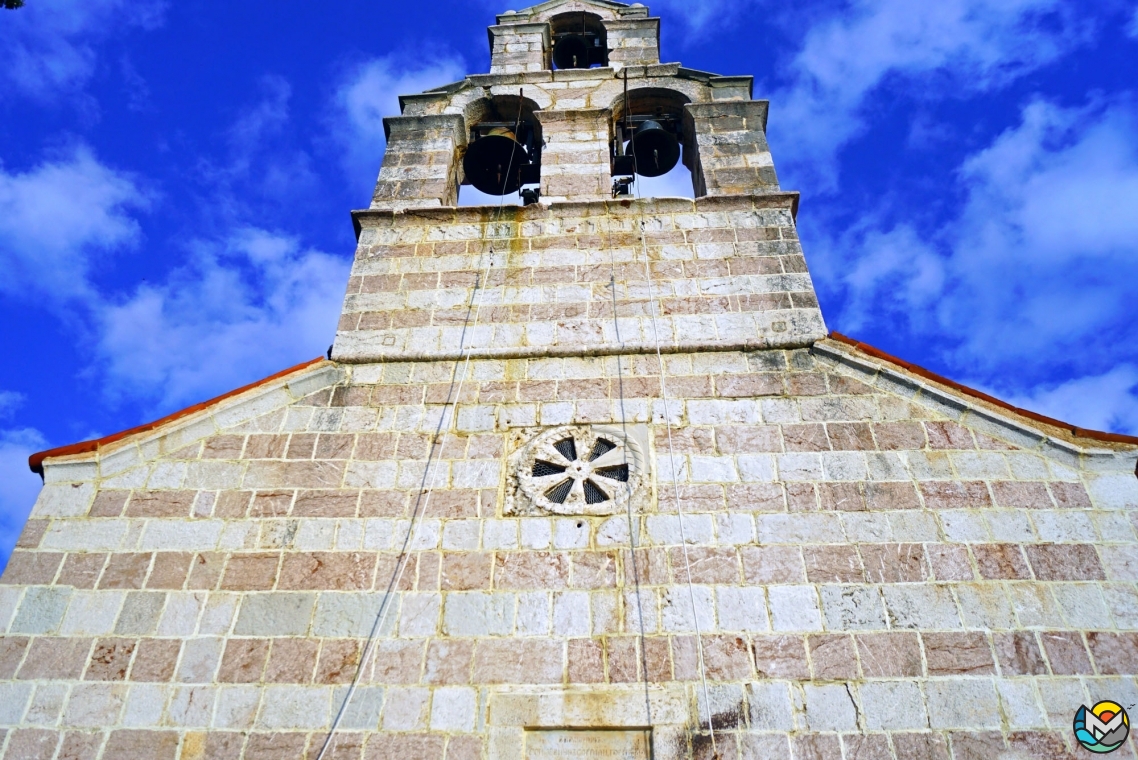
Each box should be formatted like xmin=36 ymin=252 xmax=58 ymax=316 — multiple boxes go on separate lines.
xmin=526 ymin=730 xmax=650 ymax=760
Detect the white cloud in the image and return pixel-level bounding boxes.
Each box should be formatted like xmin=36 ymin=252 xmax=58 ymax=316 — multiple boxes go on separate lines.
xmin=0 ymin=427 xmax=46 ymax=573
xmin=998 ymin=367 xmax=1138 ymax=435
xmin=95 ymin=228 xmax=349 ymax=411
xmin=943 ymin=99 xmax=1138 ymax=364
xmin=332 ymin=54 xmax=467 ymax=202
xmin=0 ymin=145 xmax=149 ymax=301
xmin=0 ymin=392 xmax=24 ymax=419
xmin=824 ymin=97 xmax=1138 ymax=430
xmin=647 ymin=0 xmax=740 ymax=36
xmin=0 ymin=0 xmax=166 ymax=100
xmin=1129 ymin=6 xmax=1138 ymax=37
xmin=769 ymin=0 xmax=1087 ymax=187
xmin=827 ymin=223 xmax=946 ymax=332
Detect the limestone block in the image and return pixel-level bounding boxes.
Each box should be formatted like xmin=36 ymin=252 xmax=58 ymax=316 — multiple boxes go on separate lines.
xmin=925 ymin=679 xmax=1001 ymax=729
xmin=31 ymin=483 xmax=96 ymax=518
xmin=258 ymin=685 xmax=332 ymax=729
xmin=9 ymin=586 xmax=70 ymax=634
xmin=234 ymin=593 xmax=316 ymax=636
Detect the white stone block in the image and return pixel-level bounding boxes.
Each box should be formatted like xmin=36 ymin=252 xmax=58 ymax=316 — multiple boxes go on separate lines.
xmin=955 ymin=584 xmax=1016 ymax=630
xmin=776 ymin=453 xmax=823 ymax=481
xmin=757 ymin=514 xmax=843 ymax=544
xmin=63 ymin=683 xmax=125 ymax=727
xmin=41 ymin=519 xmax=128 ymax=551
xmin=1087 ymin=474 xmax=1138 ymax=509
xmin=925 ymin=679 xmax=1001 ymax=729
xmin=516 ymin=592 xmax=550 ymax=636
xmin=747 ymin=682 xmax=794 ymax=731
xmin=442 ymin=520 xmax=480 ymax=550
xmin=821 ymin=452 xmax=868 ymax=481
xmin=258 ymin=686 xmax=331 ymax=729
xmin=398 ymin=593 xmax=440 ymax=637
xmin=553 ymin=518 xmax=590 ymax=549
xmin=767 ymin=585 xmax=822 ymax=631
xmin=716 ymin=587 xmax=768 ymax=632
xmin=443 ymin=592 xmax=515 ymax=636
xmin=199 ymin=594 xmax=238 ymax=636
xmin=596 ymin=516 xmax=630 ymax=546
xmin=0 ymin=587 xmax=22 ymax=632
xmin=803 ymin=683 xmax=858 ymax=731
xmin=860 ymin=681 xmax=926 ymax=729
xmin=177 ymin=637 xmax=223 ymax=683
xmin=166 ymin=685 xmax=216 ymax=727
xmin=42 ymin=460 xmax=98 ymax=484
xmin=984 ymin=510 xmax=1035 ymax=542
xmin=431 ymin=687 xmax=477 ymax=732
xmin=158 ymin=592 xmax=206 ymax=637
xmin=841 ymin=513 xmax=892 ymax=542
xmin=1052 ymin=583 xmax=1113 ymax=629
xmin=26 ymin=683 xmax=67 ymax=726
xmin=147 ymin=462 xmax=188 ymax=489
xmin=553 ymin=591 xmax=590 ymax=636
xmin=483 ymin=519 xmax=519 ymax=550
xmin=452 ymin=460 xmax=502 ymax=489
xmin=882 ymin=585 xmax=961 ymax=629
xmin=715 ymin=513 xmax=754 ymax=545
xmin=687 ymin=400 xmax=760 ymax=425
xmin=689 ymin=456 xmax=738 ymax=483
xmin=660 ymin=585 xmax=715 ymax=633
xmin=736 ymin=455 xmax=775 ymax=482
xmin=345 ymin=461 xmax=398 ymax=489
xmin=938 ymin=510 xmax=990 ymax=542
xmin=995 ymin=678 xmax=1046 ymax=728
xmin=32 ymin=483 xmax=95 ymax=518
xmin=139 ymin=520 xmax=224 ymax=551
xmin=363 ymin=519 xmax=395 ymax=550
xmin=297 ymin=520 xmax=337 ymax=551
xmin=60 ymin=591 xmax=124 ymax=635
xmin=457 ymin=405 xmax=497 ymax=432
xmin=520 ymin=518 xmax=552 ymax=550
xmin=382 ymin=686 xmax=430 ymax=730
xmin=123 ymin=684 xmax=167 ymax=727
xmin=887 ymin=511 xmax=940 ymax=542
xmin=950 ymin=452 xmax=1010 ymax=479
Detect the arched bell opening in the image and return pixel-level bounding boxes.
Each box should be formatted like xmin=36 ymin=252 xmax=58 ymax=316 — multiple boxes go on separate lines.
xmin=550 ymin=12 xmax=608 ymax=70
xmin=458 ymin=95 xmax=543 ymax=206
xmin=610 ymin=88 xmax=695 ymax=199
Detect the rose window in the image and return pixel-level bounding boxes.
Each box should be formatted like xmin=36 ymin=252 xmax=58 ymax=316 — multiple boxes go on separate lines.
xmin=512 ymin=425 xmax=646 ymax=516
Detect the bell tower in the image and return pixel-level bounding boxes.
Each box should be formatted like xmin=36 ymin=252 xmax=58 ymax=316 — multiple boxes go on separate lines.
xmin=333 ymin=0 xmax=823 ymax=363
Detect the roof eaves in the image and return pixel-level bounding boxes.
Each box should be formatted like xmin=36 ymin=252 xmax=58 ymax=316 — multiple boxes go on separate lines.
xmin=827 ymin=332 xmax=1138 ymax=448
xmin=28 ymin=357 xmax=330 ymax=476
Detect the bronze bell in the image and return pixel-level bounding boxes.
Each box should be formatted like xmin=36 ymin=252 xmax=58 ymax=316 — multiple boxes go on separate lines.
xmin=628 ymin=120 xmax=680 ymax=177
xmin=463 ymin=127 xmax=528 ymax=195
xmin=553 ymin=34 xmax=591 ymax=69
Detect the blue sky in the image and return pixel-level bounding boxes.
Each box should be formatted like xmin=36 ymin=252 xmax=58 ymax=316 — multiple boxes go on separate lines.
xmin=2 ymin=0 xmax=1137 ymax=572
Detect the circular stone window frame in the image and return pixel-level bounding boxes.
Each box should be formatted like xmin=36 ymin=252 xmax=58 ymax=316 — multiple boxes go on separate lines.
xmin=507 ymin=424 xmax=649 ymax=517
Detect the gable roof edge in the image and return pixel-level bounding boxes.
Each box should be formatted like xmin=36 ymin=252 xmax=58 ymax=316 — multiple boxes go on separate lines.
xmin=29 ymin=358 xmax=341 ymax=479
xmin=817 ymin=333 xmax=1138 ymax=474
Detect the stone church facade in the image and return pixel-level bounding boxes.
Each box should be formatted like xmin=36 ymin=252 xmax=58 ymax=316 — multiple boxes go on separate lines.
xmin=4 ymin=1 xmax=1138 ymax=758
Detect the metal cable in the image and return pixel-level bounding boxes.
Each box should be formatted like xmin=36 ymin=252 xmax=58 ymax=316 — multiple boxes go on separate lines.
xmin=624 ymin=68 xmax=720 ymax=758
xmin=316 ymin=90 xmax=525 ymax=760
xmin=607 ymin=262 xmax=654 ymax=729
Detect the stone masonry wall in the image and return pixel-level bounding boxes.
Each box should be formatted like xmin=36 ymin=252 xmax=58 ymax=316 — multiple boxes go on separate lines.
xmin=333 ymin=196 xmax=826 ymax=365
xmin=4 ymin=2 xmax=1138 ymax=758
xmin=2 ymin=342 xmax=1138 ymax=759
